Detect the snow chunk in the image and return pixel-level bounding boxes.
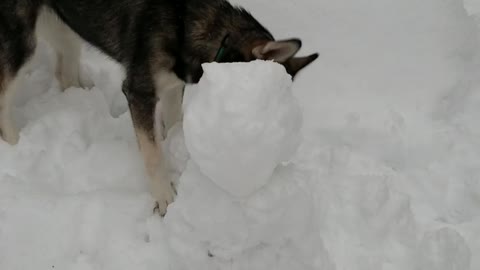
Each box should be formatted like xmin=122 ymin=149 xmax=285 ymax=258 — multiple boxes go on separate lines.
xmin=417 ymin=228 xmax=471 ymax=270
xmin=164 ymin=158 xmax=327 ymax=270
xmin=183 ymin=60 xmax=302 ymax=197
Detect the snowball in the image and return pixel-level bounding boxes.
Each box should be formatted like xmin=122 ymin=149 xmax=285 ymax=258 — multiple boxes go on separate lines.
xmin=183 ymin=60 xmax=302 ymax=197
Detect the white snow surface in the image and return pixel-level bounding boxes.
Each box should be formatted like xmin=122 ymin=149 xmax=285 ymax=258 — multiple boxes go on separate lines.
xmin=1 ymin=0 xmax=480 ymax=270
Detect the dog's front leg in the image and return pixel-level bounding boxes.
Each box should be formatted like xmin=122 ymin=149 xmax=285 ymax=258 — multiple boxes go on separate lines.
xmin=154 ymin=72 xmax=185 ymax=139
xmin=122 ymin=70 xmax=179 ymax=216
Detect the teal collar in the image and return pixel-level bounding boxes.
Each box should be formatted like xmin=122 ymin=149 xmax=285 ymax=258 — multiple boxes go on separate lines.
xmin=214 ymin=34 xmax=230 ymax=62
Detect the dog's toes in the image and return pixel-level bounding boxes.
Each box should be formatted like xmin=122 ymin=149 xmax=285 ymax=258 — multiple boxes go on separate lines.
xmin=153 ymin=200 xmax=170 ymax=217
xmin=58 ymin=70 xmax=94 ymax=91
xmin=171 ymin=182 xmax=178 ymax=196
xmin=151 ymin=176 xmax=176 ymax=217
xmin=79 ymin=73 xmax=95 ymax=89
xmin=153 ymin=201 xmax=160 ymax=214
xmin=152 ymin=185 xmax=176 ymax=217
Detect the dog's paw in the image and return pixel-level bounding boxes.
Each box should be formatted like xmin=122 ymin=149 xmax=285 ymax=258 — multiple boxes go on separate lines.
xmin=79 ymin=71 xmax=95 ymax=89
xmin=0 ymin=125 xmax=19 ymax=145
xmin=56 ymin=63 xmax=94 ymax=90
xmin=152 ymin=180 xmax=177 ymax=217
xmin=59 ymin=74 xmax=94 ymax=90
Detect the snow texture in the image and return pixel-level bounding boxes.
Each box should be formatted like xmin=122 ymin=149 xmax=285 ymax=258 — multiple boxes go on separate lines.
xmin=1 ymin=0 xmax=480 ymax=269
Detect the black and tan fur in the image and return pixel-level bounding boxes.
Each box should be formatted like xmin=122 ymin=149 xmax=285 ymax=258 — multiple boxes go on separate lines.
xmin=0 ymin=0 xmax=318 ymax=216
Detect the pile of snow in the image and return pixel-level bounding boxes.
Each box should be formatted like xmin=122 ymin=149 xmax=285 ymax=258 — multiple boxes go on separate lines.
xmin=1 ymin=0 xmax=480 ymax=269
xmin=163 ymin=61 xmax=327 ymax=270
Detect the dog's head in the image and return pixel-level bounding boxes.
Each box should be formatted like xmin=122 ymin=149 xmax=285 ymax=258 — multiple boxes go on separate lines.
xmin=250 ymin=39 xmax=319 ymax=78
xmin=186 ymin=3 xmax=318 ymax=81
xmin=213 ymin=33 xmax=318 ymax=79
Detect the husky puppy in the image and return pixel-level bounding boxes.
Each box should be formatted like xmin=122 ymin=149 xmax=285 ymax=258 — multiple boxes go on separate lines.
xmin=0 ymin=0 xmax=318 ymax=215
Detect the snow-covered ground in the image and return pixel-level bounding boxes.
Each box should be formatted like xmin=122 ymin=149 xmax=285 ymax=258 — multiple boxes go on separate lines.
xmin=1 ymin=0 xmax=480 ymax=269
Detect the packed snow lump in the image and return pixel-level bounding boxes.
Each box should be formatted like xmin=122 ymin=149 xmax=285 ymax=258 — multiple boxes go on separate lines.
xmin=162 ymin=61 xmax=325 ymax=270
xmin=183 ymin=60 xmax=302 ymax=197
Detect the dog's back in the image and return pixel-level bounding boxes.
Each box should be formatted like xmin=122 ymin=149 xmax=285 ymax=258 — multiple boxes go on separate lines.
xmin=46 ymin=0 xmax=158 ymax=63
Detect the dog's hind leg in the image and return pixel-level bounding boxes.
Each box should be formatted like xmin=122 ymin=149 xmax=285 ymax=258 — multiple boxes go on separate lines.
xmin=0 ymin=55 xmax=36 ymax=145
xmin=0 ymin=74 xmax=18 ymax=144
xmin=36 ymin=8 xmax=89 ymax=90
xmin=0 ymin=6 xmax=38 ymax=145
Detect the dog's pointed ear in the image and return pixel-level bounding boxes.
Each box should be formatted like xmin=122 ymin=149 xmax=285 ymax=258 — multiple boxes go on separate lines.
xmin=284 ymin=53 xmax=319 ymax=78
xmin=252 ymin=39 xmax=302 ymax=62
